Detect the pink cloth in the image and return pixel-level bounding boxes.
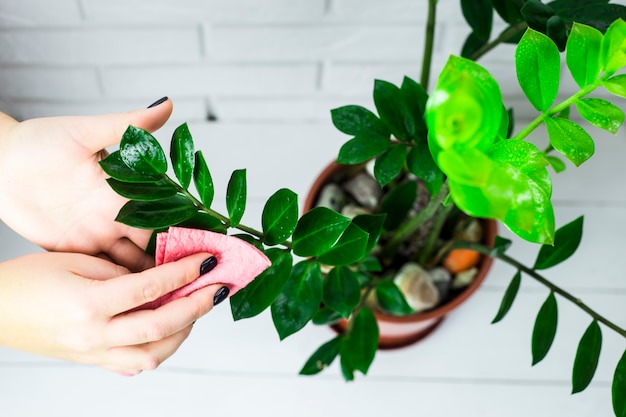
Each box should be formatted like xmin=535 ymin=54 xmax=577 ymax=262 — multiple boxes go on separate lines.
xmin=137 ymin=227 xmax=271 ymax=310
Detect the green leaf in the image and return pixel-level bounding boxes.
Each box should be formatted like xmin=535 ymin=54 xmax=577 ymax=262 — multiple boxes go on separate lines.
xmin=461 ymin=0 xmax=493 ymax=41
xmin=99 ymin=150 xmax=160 ymax=183
xmin=373 ymin=144 xmax=408 ymax=187
xmin=546 ymin=15 xmax=567 ymax=52
xmin=521 ymin=0 xmax=554 ymax=32
xmin=604 ymin=74 xmax=626 ymax=98
xmin=176 ymin=212 xmax=227 ymax=234
xmin=492 ymin=270 xmax=522 ymax=324
xmin=106 ymin=178 xmax=177 ymax=201
xmin=380 ymin=180 xmax=417 ymax=230
xmin=406 ymin=145 xmax=443 ymax=196
xmin=193 ymin=151 xmax=214 ymax=208
xmin=261 ymin=188 xmax=299 ymax=246
xmin=566 ymin=22 xmax=603 ymax=88
xmin=230 ymin=249 xmax=293 ymax=320
xmin=534 ymin=216 xmax=584 ymax=270
xmin=317 ymin=222 xmax=369 ymax=266
xmin=531 ymin=292 xmax=558 ymax=366
xmin=170 ymin=123 xmax=195 ymax=189
xmin=331 ymin=105 xmax=390 ymax=137
xmin=340 ymin=307 xmax=379 ymax=380
xmin=376 ymin=280 xmax=414 ymax=316
xmin=572 ymin=321 xmax=602 ymax=394
xmin=576 ymin=98 xmax=625 ymax=134
xmin=120 ymin=125 xmax=167 ymax=175
xmin=491 ymin=0 xmax=525 ymax=24
xmin=600 ymin=18 xmax=626 ymax=76
xmin=271 ymin=260 xmax=323 ymax=340
xmin=461 ymin=31 xmax=489 ymax=59
xmin=312 ymin=306 xmax=342 ymax=325
xmin=613 ymin=350 xmax=626 ymax=417
xmin=544 ymin=117 xmax=595 ymax=167
xmin=491 ymin=235 xmax=513 ymax=256
xmin=115 ymin=195 xmax=197 ymax=229
xmin=292 ymin=207 xmax=351 ymax=257
xmin=555 ymin=4 xmax=626 ymax=33
xmin=337 ymin=133 xmax=391 ymax=165
xmin=300 ymin=336 xmax=341 ymax=376
xmin=351 ymin=214 xmax=386 ymax=253
xmin=322 ymin=266 xmax=361 ymax=318
xmin=373 ymin=79 xmax=415 ymax=141
xmin=546 ymin=155 xmax=567 ymax=173
xmin=515 ymin=28 xmax=560 ymax=112
xmin=226 ymin=169 xmax=246 ymax=227
xmin=400 ymin=76 xmax=428 ymax=138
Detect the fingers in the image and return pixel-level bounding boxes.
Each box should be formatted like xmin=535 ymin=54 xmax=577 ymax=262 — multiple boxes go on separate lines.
xmin=65 ymin=97 xmax=174 ymax=153
xmin=99 ymin=252 xmax=214 ymax=315
xmin=104 ymin=283 xmax=222 ymax=347
xmin=106 ymin=236 xmax=154 ymax=273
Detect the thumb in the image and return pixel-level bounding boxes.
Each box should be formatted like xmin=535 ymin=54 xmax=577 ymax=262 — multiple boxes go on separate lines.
xmin=71 ymin=97 xmax=173 ymax=153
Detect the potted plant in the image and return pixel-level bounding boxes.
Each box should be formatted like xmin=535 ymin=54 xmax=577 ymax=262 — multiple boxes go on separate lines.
xmin=99 ymin=0 xmax=626 ymax=415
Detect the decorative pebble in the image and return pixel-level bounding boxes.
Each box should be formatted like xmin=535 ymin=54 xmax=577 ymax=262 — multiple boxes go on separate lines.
xmin=393 ymin=263 xmax=440 ymax=312
xmin=429 ymin=267 xmax=452 ymax=300
xmin=342 ymin=172 xmax=382 ymax=210
xmin=454 ymin=218 xmax=483 ymax=242
xmin=452 ymin=267 xmax=478 ymax=289
xmin=341 ymin=203 xmax=371 ymax=219
xmin=316 ymin=183 xmax=346 ymax=211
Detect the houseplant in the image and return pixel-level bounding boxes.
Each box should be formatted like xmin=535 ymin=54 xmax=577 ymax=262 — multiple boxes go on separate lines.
xmin=98 ymin=0 xmax=626 ymax=415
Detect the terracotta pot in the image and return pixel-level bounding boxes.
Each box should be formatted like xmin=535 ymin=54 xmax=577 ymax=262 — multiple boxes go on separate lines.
xmin=304 ymin=160 xmax=497 ymax=349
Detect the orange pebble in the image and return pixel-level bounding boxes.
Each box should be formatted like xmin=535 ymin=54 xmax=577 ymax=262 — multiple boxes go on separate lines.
xmin=443 ymin=249 xmax=481 ymax=274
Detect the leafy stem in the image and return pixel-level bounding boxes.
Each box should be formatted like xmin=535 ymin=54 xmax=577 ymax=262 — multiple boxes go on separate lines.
xmin=420 ymin=0 xmax=438 ymax=89
xmin=456 ymin=240 xmax=626 ymax=339
xmin=469 ymin=21 xmax=529 ymax=61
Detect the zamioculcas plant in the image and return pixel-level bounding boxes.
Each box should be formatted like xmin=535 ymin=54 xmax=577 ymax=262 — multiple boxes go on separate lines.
xmin=100 ymin=1 xmax=626 ymax=415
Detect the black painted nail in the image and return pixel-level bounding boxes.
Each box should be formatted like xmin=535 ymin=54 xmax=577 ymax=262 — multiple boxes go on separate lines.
xmin=147 ymin=96 xmax=168 ymax=108
xmin=199 ymin=256 xmax=218 ymax=275
xmin=213 ymin=286 xmax=230 ymax=306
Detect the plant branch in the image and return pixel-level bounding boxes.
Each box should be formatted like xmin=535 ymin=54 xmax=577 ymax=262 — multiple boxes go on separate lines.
xmin=420 ymin=0 xmax=437 ymax=89
xmin=469 ymin=21 xmax=528 ymax=61
xmin=455 ymin=241 xmax=626 ymax=339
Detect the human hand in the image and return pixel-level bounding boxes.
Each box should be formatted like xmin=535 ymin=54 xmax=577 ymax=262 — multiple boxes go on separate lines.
xmin=0 ymin=98 xmax=173 ymax=271
xmin=0 ymin=250 xmax=226 ymax=375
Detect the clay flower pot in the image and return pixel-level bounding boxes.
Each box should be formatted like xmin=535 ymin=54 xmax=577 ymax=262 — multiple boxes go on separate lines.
xmin=304 ymin=160 xmax=497 ymax=349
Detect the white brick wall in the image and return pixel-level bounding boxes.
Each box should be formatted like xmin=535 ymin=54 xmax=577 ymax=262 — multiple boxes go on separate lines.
xmin=0 ymin=0 xmax=623 ymax=123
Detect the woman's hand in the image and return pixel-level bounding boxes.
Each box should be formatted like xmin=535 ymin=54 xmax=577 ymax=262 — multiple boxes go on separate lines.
xmin=0 ymin=250 xmax=224 ymax=375
xmin=0 ymin=98 xmax=173 ymax=271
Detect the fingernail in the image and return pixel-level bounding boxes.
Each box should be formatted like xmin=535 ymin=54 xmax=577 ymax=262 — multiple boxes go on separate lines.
xmin=147 ymin=96 xmax=168 ymax=108
xmin=199 ymin=256 xmax=218 ymax=275
xmin=213 ymin=286 xmax=230 ymax=306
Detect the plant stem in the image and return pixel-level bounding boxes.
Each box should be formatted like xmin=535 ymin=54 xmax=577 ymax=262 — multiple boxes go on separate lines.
xmin=418 ymin=200 xmax=455 ymax=266
xmin=456 ymin=241 xmax=626 ymax=339
xmin=469 ymin=22 xmax=528 ymax=61
xmin=420 ymin=0 xmax=437 ymax=89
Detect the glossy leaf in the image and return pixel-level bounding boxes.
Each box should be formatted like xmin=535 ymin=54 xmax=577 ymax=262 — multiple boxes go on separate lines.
xmin=373 ymin=79 xmax=414 ymax=141
xmin=261 ymin=188 xmax=298 ymax=246
xmin=331 ymin=105 xmax=390 ymax=137
xmin=337 ymin=133 xmax=391 ymax=165
xmin=292 ymin=207 xmax=350 ymax=257
xmin=400 ymin=76 xmax=428 ymax=138
xmin=491 ymin=236 xmax=513 ymax=256
xmin=576 ymin=98 xmax=625 ymax=134
xmin=600 ymin=18 xmax=626 ymax=76
xmin=317 ymin=222 xmax=369 ymax=266
xmin=557 ymin=4 xmax=626 ymax=32
xmin=380 ymin=180 xmax=417 ymax=230
xmin=373 ymin=144 xmax=408 ymax=187
xmin=351 ymin=214 xmax=386 ymax=253
xmin=491 ymin=0 xmax=525 ymax=24
xmin=376 ymin=280 xmax=414 ymax=316
xmin=312 ymin=306 xmax=342 ymax=325
xmin=226 ymin=169 xmax=246 ymax=227
xmin=231 ymin=249 xmax=293 ymax=320
xmin=322 ymin=266 xmax=361 ymax=318
xmin=566 ymin=22 xmax=603 ymax=88
xmin=531 ymin=292 xmax=558 ymax=366
xmin=545 ymin=117 xmax=594 ymax=167
xmin=115 ymin=195 xmax=197 ymax=229
xmin=546 ymin=15 xmax=567 ymax=51
xmin=105 ymin=178 xmax=177 ymax=201
xmin=120 ymin=125 xmax=167 ymax=175
xmin=407 ymin=145 xmax=443 ymax=196
xmin=462 ymin=31 xmax=489 ymax=59
xmin=613 ymin=350 xmax=626 ymax=417
xmin=492 ymin=270 xmax=522 ymax=324
xmin=170 ymin=123 xmax=195 ymax=189
xmin=572 ymin=321 xmax=602 ymax=394
xmin=99 ymin=150 xmax=160 ymax=183
xmin=546 ymin=155 xmax=567 ymax=173
xmin=193 ymin=151 xmax=214 ymax=208
xmin=461 ymin=0 xmax=493 ymax=41
xmin=604 ymin=74 xmax=626 ymax=98
xmin=271 ymin=260 xmax=323 ymax=340
xmin=521 ymin=0 xmax=555 ymax=32
xmin=177 ymin=212 xmax=226 ymax=234
xmin=515 ymin=28 xmax=560 ymax=112
xmin=340 ymin=307 xmax=379 ymax=380
xmin=534 ymin=216 xmax=584 ymax=270
xmin=300 ymin=336 xmax=341 ymax=376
